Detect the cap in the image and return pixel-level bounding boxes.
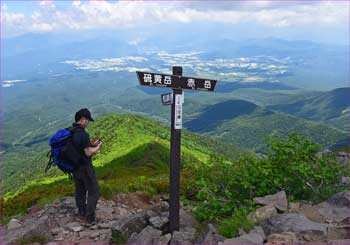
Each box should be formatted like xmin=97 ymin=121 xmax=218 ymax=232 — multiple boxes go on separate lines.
xmin=75 ymin=108 xmax=94 ymax=122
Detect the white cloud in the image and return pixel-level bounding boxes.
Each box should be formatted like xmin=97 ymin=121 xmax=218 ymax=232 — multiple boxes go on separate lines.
xmin=1 ymin=1 xmax=348 ymax=37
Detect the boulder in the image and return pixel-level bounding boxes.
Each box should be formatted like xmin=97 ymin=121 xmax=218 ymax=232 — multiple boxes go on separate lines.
xmin=327 ymin=225 xmax=350 ymax=240
xmin=156 ymin=233 xmax=172 ymax=245
xmin=328 ymin=239 xmax=350 ymax=244
xmin=197 ymin=223 xmax=225 ymax=245
xmin=127 ymin=225 xmax=162 ymax=244
xmin=266 ymin=232 xmax=298 ymax=244
xmin=254 ymin=191 xmax=288 ymax=212
xmin=170 ymin=227 xmax=196 ymax=244
xmin=179 ymin=209 xmax=196 ymax=228
xmin=340 ymin=176 xmax=350 ymax=186
xmin=111 ymin=211 xmax=147 ymax=237
xmin=7 ymin=218 xmax=22 ymax=230
xmin=327 ymin=191 xmax=350 ymax=207
xmin=262 ymin=213 xmax=328 ymax=241
xmin=3 ymin=216 xmax=53 ymax=244
xmin=317 ymin=191 xmax=350 ymax=223
xmin=149 ymin=216 xmax=169 ymax=229
xmin=220 ymin=226 xmax=265 ymax=244
xmin=248 ymin=205 xmax=278 ymax=224
xmin=96 ymin=205 xmax=114 ymax=220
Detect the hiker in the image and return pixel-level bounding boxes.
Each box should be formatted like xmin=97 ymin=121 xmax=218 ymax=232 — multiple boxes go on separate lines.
xmin=72 ymin=108 xmax=101 ymax=224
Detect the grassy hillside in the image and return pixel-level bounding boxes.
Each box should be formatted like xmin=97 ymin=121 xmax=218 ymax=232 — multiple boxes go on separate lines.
xmin=2 ymin=114 xmax=251 ymax=195
xmin=184 ymin=100 xmax=348 ymax=152
xmin=268 ymin=87 xmax=350 ymax=131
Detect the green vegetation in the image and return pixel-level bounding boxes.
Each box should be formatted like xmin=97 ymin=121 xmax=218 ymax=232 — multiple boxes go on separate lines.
xmin=14 ymin=235 xmax=48 ymax=245
xmin=190 ymin=133 xmax=348 ymax=237
xmin=268 ymin=87 xmax=350 ymax=132
xmin=2 ymin=113 xmax=250 ymax=194
xmin=110 ymin=230 xmax=127 ymax=244
xmin=217 ymin=207 xmax=255 ymax=238
xmin=185 ymin=101 xmax=348 ymax=152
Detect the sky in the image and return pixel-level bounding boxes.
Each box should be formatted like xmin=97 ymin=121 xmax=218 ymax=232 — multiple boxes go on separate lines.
xmin=1 ymin=0 xmax=349 ymax=45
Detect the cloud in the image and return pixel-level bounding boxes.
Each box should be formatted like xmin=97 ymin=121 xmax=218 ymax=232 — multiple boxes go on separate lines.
xmin=1 ymin=1 xmax=348 ymax=37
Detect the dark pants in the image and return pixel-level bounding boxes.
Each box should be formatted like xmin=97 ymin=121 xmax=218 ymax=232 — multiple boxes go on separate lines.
xmin=72 ymin=163 xmax=99 ymax=220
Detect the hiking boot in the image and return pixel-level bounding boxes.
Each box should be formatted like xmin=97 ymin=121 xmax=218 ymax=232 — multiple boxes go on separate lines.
xmin=78 ymin=208 xmax=86 ymax=217
xmin=85 ymin=214 xmax=97 ymax=226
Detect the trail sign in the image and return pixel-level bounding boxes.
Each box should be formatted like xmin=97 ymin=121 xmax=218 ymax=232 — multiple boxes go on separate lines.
xmin=136 ymin=67 xmax=217 ymax=233
xmin=136 ymin=71 xmax=217 ymax=91
xmin=161 ymin=93 xmax=173 ymax=105
xmin=174 ymin=93 xmax=183 ymax=129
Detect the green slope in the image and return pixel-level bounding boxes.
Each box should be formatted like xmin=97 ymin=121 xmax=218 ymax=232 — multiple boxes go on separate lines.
xmin=2 ymin=114 xmax=251 ymax=195
xmin=268 ymin=87 xmax=350 ymax=131
xmin=184 ymin=100 xmax=348 ymax=152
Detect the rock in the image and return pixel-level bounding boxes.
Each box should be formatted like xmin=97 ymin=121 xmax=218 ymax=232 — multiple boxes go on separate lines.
xmin=149 ymin=216 xmax=169 ymax=229
xmin=96 ymin=205 xmax=114 ymax=220
xmin=254 ymin=191 xmax=288 ymax=212
xmin=197 ymin=223 xmax=225 ymax=245
xmin=328 ymin=239 xmax=350 ymax=244
xmin=57 ymin=217 xmax=71 ymax=227
xmin=288 ymin=202 xmax=301 ymax=212
xmin=146 ymin=209 xmax=158 ymax=219
xmin=79 ymin=230 xmax=91 ymax=238
xmin=262 ymin=213 xmax=328 ymax=241
xmin=179 ymin=209 xmax=196 ymax=228
xmin=160 ymin=201 xmax=169 ymax=212
xmin=51 ymin=227 xmax=64 ymax=235
xmin=267 ymin=232 xmax=298 ymax=244
xmin=7 ymin=218 xmax=22 ymax=230
xmin=318 ymin=191 xmax=350 ymax=223
xmin=54 ymin=235 xmax=64 ymax=241
xmin=238 ymin=228 xmax=246 ymax=236
xmin=240 ymin=226 xmax=265 ymax=244
xmin=220 ymin=226 xmax=266 ymax=245
xmin=336 ymin=152 xmax=350 ymax=164
xmin=3 ymin=217 xmax=53 ymax=244
xmin=61 ymin=196 xmax=76 ymax=209
xmin=327 ymin=225 xmax=350 ymax=240
xmin=327 ymin=191 xmax=350 ymax=207
xmin=249 ymin=205 xmax=278 ymax=224
xmin=127 ymin=225 xmax=162 ymax=244
xmin=114 ymin=207 xmax=129 ymax=218
xmin=316 ymin=149 xmax=334 ymax=158
xmin=71 ymin=225 xmax=84 ymax=232
xmin=340 ymin=176 xmax=350 ymax=186
xmin=98 ymin=222 xmax=113 ymax=229
xmin=156 ymin=233 xmax=172 ymax=245
xmin=170 ymin=227 xmax=196 ymax=244
xmin=48 ymin=206 xmax=57 ymax=215
xmin=111 ymin=212 xmax=147 ymax=237
xmin=66 ymin=222 xmax=81 ymax=231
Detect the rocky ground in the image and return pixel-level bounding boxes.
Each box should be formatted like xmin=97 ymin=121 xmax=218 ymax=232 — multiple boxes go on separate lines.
xmin=2 ymin=189 xmax=350 ymax=244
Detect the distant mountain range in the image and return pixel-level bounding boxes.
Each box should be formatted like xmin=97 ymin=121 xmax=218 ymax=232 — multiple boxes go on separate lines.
xmin=268 ymin=87 xmax=350 ymax=131
xmin=184 ymin=99 xmax=349 ymax=152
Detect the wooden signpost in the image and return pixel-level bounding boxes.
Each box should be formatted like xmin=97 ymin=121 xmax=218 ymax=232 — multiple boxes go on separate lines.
xmin=136 ymin=66 xmax=217 ymax=233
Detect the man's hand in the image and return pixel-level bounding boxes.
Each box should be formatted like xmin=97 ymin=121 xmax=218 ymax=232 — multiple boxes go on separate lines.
xmin=84 ymin=144 xmax=101 ymax=157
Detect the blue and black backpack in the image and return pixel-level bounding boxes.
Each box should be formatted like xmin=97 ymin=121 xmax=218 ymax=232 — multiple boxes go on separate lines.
xmin=45 ymin=127 xmax=81 ymax=176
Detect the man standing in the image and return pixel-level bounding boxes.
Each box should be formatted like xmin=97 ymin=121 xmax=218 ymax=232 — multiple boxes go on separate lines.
xmin=72 ymin=108 xmax=101 ymax=224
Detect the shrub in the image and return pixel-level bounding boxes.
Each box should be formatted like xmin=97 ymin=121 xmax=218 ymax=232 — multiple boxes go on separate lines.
xmin=192 ymin=132 xmax=345 ymax=222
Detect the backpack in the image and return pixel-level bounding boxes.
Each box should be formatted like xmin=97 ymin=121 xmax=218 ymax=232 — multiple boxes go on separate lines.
xmin=45 ymin=127 xmax=82 ymax=176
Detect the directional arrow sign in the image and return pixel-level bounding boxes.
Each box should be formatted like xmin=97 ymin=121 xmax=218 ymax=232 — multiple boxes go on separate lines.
xmin=136 ymin=71 xmax=217 ymax=91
